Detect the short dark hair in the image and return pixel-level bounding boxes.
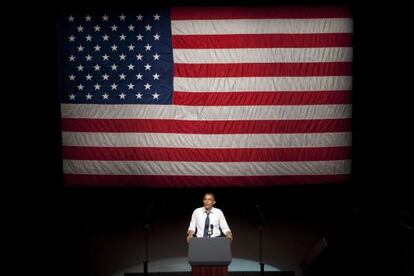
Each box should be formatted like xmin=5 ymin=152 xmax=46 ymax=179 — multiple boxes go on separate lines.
xmin=204 ymin=192 xmax=215 ymax=200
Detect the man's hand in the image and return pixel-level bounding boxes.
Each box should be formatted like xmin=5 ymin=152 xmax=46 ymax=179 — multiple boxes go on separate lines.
xmin=186 ymin=230 xmax=194 ymax=243
xmin=226 ymin=232 xmax=233 ymax=242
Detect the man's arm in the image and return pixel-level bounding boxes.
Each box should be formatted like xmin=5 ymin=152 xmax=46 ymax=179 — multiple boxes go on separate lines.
xmin=187 ymin=210 xmax=197 ymax=243
xmin=219 ymin=210 xmax=233 ymax=242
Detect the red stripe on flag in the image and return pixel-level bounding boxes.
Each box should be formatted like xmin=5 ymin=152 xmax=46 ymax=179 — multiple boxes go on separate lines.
xmin=173 ymin=34 xmax=352 ymax=49
xmin=174 ymin=62 xmax=352 ymax=77
xmin=61 ymin=118 xmax=351 ymax=134
xmin=171 ymin=6 xmax=352 ymax=20
xmin=63 ymin=146 xmax=351 ymax=162
xmin=173 ymin=91 xmax=351 ymax=106
xmin=64 ymin=174 xmax=351 ymax=187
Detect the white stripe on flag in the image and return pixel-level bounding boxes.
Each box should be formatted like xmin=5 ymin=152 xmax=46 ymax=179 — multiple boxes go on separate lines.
xmin=61 ymin=104 xmax=352 ymax=120
xmin=173 ymin=48 xmax=353 ymax=63
xmin=62 ymin=132 xmax=352 ymax=148
xmin=171 ymin=18 xmax=353 ymax=35
xmin=63 ymin=159 xmax=351 ymax=176
xmin=174 ymin=76 xmax=352 ymax=92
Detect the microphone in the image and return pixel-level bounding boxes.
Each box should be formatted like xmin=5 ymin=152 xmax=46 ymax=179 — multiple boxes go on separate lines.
xmin=208 ymin=224 xmax=213 ymax=237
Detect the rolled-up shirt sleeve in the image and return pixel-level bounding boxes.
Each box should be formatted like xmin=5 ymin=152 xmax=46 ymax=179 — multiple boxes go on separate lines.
xmin=219 ymin=210 xmax=231 ymax=234
xmin=188 ymin=210 xmax=197 ymax=232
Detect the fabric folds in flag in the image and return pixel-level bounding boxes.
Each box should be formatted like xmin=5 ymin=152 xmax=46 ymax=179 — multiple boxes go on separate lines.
xmin=58 ymin=6 xmax=353 ymax=187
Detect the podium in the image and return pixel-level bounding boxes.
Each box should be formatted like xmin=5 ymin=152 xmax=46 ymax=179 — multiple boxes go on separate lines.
xmin=188 ymin=237 xmax=232 ymax=276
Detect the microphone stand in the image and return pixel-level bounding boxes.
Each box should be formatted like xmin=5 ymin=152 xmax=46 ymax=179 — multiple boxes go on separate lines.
xmin=142 ymin=202 xmax=155 ymax=276
xmin=256 ymin=205 xmax=265 ymax=276
xmin=144 ymin=223 xmax=149 ymax=276
xmin=259 ymin=225 xmax=264 ymax=276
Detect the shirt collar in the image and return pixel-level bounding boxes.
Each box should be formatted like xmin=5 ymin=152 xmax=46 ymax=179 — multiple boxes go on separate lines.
xmin=203 ymin=207 xmax=214 ymax=214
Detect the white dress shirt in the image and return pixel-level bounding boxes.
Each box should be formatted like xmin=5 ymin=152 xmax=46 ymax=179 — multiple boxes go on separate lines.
xmin=188 ymin=207 xmax=231 ymax=237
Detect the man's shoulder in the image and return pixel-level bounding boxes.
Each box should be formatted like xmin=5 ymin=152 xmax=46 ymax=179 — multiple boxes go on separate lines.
xmin=193 ymin=207 xmax=204 ymax=213
xmin=213 ymin=207 xmax=223 ymax=214
xmin=193 ymin=207 xmax=223 ymax=213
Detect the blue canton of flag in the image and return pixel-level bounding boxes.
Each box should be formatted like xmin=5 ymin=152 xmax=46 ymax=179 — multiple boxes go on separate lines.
xmin=58 ymin=10 xmax=173 ymax=104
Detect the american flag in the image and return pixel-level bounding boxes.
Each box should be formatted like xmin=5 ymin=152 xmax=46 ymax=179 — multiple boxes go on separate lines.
xmin=59 ymin=6 xmax=352 ymax=187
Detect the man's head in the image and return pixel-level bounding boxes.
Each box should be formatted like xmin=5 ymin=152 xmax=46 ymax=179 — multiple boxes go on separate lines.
xmin=203 ymin=192 xmax=216 ymax=210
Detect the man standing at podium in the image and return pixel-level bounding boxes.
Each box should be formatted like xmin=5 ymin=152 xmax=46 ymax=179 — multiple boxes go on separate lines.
xmin=187 ymin=193 xmax=233 ymax=243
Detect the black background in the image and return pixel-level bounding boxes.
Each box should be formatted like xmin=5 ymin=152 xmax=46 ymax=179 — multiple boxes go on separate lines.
xmin=7 ymin=0 xmax=411 ymax=275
